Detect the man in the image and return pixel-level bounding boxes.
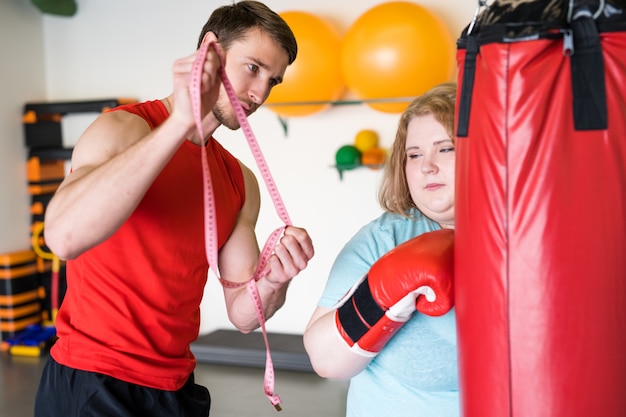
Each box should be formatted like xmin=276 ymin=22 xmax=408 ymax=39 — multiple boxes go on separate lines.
xmin=34 ymin=2 xmax=314 ymax=416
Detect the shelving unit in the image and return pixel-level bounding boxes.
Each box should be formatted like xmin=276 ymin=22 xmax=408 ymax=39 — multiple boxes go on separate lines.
xmin=265 ymin=96 xmax=416 ymax=137
xmin=2 ymin=98 xmax=137 ymax=354
xmin=332 ymin=164 xmax=384 ymax=180
xmin=265 ymin=96 xmax=417 ymax=109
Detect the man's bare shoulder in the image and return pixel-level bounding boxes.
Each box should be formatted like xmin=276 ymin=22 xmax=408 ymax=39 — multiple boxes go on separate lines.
xmin=70 ymin=109 xmax=152 ymax=168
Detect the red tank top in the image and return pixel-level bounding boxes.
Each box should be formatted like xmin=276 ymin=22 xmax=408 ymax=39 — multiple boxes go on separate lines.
xmin=51 ymin=100 xmax=245 ymax=390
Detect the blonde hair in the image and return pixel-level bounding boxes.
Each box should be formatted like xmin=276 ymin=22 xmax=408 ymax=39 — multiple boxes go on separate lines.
xmin=378 ymin=82 xmax=457 ymax=217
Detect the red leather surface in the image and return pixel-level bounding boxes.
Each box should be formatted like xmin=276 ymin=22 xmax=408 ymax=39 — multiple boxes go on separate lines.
xmin=455 ymin=32 xmax=626 ymax=416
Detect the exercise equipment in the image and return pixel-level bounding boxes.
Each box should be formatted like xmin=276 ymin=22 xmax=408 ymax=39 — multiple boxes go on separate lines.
xmin=341 ymin=1 xmax=455 ymax=113
xmin=334 ymin=145 xmax=361 ymax=169
xmin=0 ymin=250 xmax=40 ymax=342
xmin=3 ymin=324 xmax=56 ymax=357
xmin=0 ymin=243 xmax=58 ymax=357
xmin=454 ymin=1 xmax=626 ymax=416
xmin=265 ymin=11 xmax=344 ymax=117
xmin=360 ymin=147 xmax=386 ymax=168
xmin=31 ymin=222 xmax=60 ymax=323
xmin=191 ymin=329 xmax=313 ymax=372
xmin=335 ymin=229 xmax=454 ymax=356
xmin=353 ymin=129 xmax=378 ymax=153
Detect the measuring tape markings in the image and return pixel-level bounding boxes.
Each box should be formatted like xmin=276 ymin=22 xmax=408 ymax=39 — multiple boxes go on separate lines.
xmin=190 ymin=43 xmax=221 ymax=280
xmin=190 ymin=41 xmax=290 ymax=411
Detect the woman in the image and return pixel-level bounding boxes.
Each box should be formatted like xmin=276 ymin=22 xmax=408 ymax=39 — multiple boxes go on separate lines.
xmin=304 ymin=83 xmax=458 ymax=417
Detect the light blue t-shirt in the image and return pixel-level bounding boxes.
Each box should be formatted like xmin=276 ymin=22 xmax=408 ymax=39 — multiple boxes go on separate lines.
xmin=318 ymin=210 xmax=459 ymax=417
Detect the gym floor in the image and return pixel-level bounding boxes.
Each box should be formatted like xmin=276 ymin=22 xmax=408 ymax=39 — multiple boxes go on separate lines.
xmin=0 ymin=351 xmax=349 ymax=417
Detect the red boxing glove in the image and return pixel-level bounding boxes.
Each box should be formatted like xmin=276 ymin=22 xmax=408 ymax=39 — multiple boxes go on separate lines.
xmin=334 ymin=229 xmax=454 ymax=356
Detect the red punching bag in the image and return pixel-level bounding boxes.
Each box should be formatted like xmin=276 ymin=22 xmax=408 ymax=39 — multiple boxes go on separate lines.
xmin=454 ymin=1 xmax=626 ymax=416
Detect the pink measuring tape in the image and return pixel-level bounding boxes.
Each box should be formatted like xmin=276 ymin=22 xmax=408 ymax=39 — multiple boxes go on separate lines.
xmin=190 ymin=41 xmax=292 ymax=411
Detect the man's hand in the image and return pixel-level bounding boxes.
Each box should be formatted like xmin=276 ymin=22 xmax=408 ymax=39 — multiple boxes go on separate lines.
xmin=170 ymin=32 xmax=224 ymax=132
xmin=264 ymin=226 xmax=315 ymax=286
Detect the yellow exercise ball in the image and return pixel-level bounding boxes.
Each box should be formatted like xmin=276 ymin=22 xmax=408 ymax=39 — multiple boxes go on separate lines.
xmin=341 ymin=2 xmax=455 ymax=113
xmin=265 ymin=11 xmax=345 ymax=117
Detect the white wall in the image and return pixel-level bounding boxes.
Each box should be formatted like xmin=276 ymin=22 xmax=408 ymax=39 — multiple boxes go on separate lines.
xmin=34 ymin=0 xmax=476 ymax=335
xmin=0 ymin=1 xmax=46 ymax=254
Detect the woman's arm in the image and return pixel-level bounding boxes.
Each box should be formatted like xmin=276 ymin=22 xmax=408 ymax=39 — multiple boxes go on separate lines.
xmin=304 ymin=305 xmax=374 ymax=379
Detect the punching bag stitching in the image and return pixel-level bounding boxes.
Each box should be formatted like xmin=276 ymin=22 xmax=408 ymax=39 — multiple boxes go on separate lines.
xmin=503 ymin=42 xmax=514 ymax=417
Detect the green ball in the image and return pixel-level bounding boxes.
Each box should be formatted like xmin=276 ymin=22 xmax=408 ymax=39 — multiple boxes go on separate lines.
xmin=335 ymin=145 xmax=361 ymax=169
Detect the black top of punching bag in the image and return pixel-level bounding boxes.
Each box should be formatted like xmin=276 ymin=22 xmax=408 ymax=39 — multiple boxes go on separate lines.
xmin=459 ymin=0 xmax=626 ymax=43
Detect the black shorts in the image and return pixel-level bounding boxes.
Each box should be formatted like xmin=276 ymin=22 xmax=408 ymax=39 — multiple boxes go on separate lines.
xmin=34 ymin=356 xmax=211 ymax=417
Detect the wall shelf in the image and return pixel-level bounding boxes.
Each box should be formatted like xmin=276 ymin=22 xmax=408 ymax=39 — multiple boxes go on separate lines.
xmin=266 ymin=96 xmax=417 ymax=137
xmin=332 ymin=164 xmax=384 ymax=180
xmin=266 ymin=96 xmax=417 ymax=108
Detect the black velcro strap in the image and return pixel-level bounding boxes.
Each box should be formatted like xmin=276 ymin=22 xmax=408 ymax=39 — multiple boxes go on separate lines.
xmin=337 ymin=276 xmax=385 ymax=343
xmin=457 ymin=35 xmax=479 ymax=138
xmin=570 ymin=15 xmax=607 ymax=130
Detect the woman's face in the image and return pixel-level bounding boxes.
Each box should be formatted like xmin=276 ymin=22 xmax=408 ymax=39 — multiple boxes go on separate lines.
xmin=405 ymin=113 xmax=455 ymax=228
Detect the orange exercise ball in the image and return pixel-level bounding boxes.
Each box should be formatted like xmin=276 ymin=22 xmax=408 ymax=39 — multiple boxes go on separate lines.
xmin=341 ymin=2 xmax=455 ymax=113
xmin=362 ymin=147 xmax=387 ymax=169
xmin=265 ymin=11 xmax=345 ymax=117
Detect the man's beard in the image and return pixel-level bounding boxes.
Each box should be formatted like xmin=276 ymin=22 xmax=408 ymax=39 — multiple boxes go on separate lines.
xmin=212 ymin=97 xmax=242 ymax=131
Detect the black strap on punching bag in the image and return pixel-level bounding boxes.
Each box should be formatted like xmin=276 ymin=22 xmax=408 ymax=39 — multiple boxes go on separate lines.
xmin=569 ymin=3 xmax=608 ymax=130
xmin=456 ymin=0 xmax=609 ymax=135
xmin=456 ymin=35 xmax=478 ymax=138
